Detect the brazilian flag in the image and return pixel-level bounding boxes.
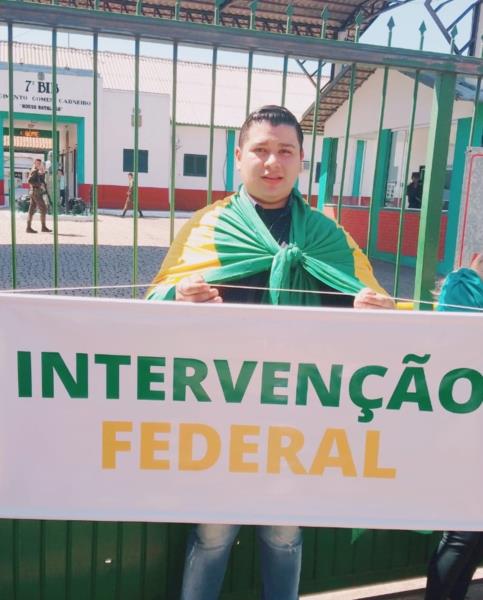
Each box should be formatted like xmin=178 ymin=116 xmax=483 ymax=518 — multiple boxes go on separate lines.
xmin=148 ymin=186 xmax=386 ymax=304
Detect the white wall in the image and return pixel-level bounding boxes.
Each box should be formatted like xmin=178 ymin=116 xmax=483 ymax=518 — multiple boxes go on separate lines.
xmin=99 ymin=89 xmax=170 ymax=187
xmin=297 ymin=134 xmax=324 ymax=196
xmin=176 ymin=126 xmax=229 ymax=191
xmin=324 ymin=69 xmax=473 ymax=138
xmin=0 ymin=67 xmax=96 ymax=182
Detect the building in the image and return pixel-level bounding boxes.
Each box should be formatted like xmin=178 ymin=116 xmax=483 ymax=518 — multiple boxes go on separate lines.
xmin=0 ymin=41 xmax=322 ymax=211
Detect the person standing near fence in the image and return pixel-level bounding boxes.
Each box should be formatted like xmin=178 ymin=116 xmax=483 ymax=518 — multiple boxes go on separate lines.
xmin=148 ymin=105 xmax=394 ymax=600
xmin=58 ymin=168 xmax=66 ymax=208
xmin=406 ymin=171 xmax=422 ymax=209
xmin=121 ymin=172 xmax=143 ymax=217
xmin=26 ymin=158 xmax=51 ymax=234
xmin=424 ymin=252 xmax=483 ymax=600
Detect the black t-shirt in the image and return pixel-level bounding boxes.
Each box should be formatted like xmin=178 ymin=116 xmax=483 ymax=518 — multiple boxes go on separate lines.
xmin=219 ymin=202 xmax=354 ymax=307
xmin=406 ymin=182 xmax=421 ymax=208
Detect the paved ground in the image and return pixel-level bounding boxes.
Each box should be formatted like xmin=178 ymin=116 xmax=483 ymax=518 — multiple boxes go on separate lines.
xmin=0 ymin=209 xmax=417 ymax=299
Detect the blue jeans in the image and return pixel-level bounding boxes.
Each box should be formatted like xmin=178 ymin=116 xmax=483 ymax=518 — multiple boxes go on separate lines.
xmin=425 ymin=531 xmax=483 ymax=600
xmin=180 ymin=524 xmax=302 ymax=600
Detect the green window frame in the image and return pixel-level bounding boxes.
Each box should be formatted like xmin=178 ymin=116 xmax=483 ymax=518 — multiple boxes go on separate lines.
xmin=123 ymin=149 xmax=148 ymax=173
xmin=184 ymin=154 xmax=207 ymax=177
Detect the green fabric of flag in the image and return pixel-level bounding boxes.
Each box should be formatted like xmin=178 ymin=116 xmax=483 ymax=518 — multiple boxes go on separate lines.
xmin=148 ymin=186 xmax=384 ymax=302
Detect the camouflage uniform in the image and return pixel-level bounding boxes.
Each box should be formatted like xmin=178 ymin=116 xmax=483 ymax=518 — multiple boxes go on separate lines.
xmin=27 ymin=166 xmax=51 ymax=233
xmin=121 ymin=177 xmax=143 ymax=217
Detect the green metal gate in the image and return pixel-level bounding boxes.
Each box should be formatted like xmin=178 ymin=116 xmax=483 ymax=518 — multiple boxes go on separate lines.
xmin=0 ymin=520 xmax=441 ymax=598
xmin=0 ymin=0 xmax=482 ymax=597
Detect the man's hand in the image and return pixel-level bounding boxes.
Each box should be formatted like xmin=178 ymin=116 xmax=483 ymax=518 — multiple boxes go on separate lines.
xmin=175 ymin=275 xmax=222 ymax=303
xmin=354 ymin=288 xmax=395 ymax=310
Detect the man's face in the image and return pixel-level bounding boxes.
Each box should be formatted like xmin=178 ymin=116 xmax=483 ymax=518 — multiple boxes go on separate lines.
xmin=235 ymin=121 xmax=303 ymax=209
xmin=34 ymin=160 xmax=41 ymax=168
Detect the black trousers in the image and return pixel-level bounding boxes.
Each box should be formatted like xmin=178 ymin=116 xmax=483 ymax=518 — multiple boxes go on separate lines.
xmin=425 ymin=531 xmax=483 ymax=600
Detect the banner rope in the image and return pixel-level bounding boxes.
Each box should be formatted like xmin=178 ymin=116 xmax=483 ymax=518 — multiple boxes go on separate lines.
xmin=0 ymin=282 xmax=482 ymax=312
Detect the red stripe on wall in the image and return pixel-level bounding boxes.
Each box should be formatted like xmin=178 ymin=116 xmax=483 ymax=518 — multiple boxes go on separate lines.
xmin=377 ymin=210 xmax=447 ymax=259
xmin=77 ymin=185 xmax=230 ymax=211
xmin=73 ymin=186 xmax=448 ymax=260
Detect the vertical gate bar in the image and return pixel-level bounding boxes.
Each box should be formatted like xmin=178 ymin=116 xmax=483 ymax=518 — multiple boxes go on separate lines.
xmin=7 ymin=22 xmax=17 ymax=289
xmin=52 ymin=28 xmax=59 ymax=293
xmin=336 ymin=13 xmax=362 ymax=224
xmin=281 ymin=4 xmax=291 ymax=107
xmin=414 ymin=72 xmax=456 ymax=308
xmin=139 ymin=523 xmax=147 ymax=599
xmin=307 ymin=60 xmax=322 ymax=204
xmin=393 ymin=73 xmax=420 ymax=296
xmin=132 ymin=35 xmax=140 ymax=298
xmin=470 ymin=75 xmax=482 ymax=145
xmin=366 ymin=17 xmax=394 ymax=251
xmin=90 ymin=522 xmax=98 ymax=598
xmin=245 ymin=1 xmax=257 ymax=117
xmin=169 ymin=41 xmax=178 ymax=244
xmin=65 ymin=522 xmax=72 ymax=599
xmin=281 ymin=55 xmax=289 ymax=107
xmin=335 ymin=64 xmax=356 ymax=223
xmin=470 ymin=46 xmax=483 ymax=145
xmin=207 ymin=46 xmax=218 ymax=205
xmin=13 ymin=520 xmax=18 ymax=599
xmin=245 ymin=51 xmax=254 ymax=118
xmin=40 ymin=521 xmax=45 ymax=599
xmin=394 ymin=24 xmax=425 ymax=296
xmin=92 ymin=32 xmax=99 ymax=295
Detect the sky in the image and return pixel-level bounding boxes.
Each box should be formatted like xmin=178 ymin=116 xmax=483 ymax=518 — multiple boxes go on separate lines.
xmin=0 ymin=0 xmax=478 ymax=72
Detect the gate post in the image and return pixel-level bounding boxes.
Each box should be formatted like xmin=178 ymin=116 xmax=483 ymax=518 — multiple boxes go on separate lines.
xmin=317 ymin=137 xmax=338 ymax=210
xmin=414 ymin=72 xmax=456 ymax=308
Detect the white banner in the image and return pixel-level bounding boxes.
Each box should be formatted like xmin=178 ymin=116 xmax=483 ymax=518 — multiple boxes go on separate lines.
xmin=0 ymin=294 xmax=482 ymax=530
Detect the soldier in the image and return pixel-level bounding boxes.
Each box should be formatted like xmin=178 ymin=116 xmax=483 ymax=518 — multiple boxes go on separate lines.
xmin=121 ymin=172 xmax=143 ymax=217
xmin=26 ymin=159 xmax=51 ymax=233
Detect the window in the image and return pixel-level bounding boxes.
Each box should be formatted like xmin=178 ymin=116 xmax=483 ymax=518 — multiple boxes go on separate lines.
xmin=123 ymin=149 xmax=148 ymax=173
xmin=184 ymin=154 xmax=207 ymax=177
xmin=314 ymin=162 xmax=321 ymax=182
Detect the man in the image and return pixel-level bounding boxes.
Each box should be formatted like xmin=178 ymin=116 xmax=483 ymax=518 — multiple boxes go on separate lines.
xmin=58 ymin=168 xmax=66 ymax=209
xmin=406 ymin=171 xmax=422 ymax=209
xmin=26 ymin=159 xmax=51 ymax=234
xmin=121 ymin=172 xmax=143 ymax=217
xmin=148 ymin=106 xmax=394 ymax=600
xmin=424 ymin=252 xmax=483 ymax=600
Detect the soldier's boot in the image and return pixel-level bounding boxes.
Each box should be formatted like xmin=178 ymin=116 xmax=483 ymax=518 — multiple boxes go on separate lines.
xmin=40 ymin=213 xmax=52 ymax=233
xmin=26 ymin=216 xmax=37 ymax=233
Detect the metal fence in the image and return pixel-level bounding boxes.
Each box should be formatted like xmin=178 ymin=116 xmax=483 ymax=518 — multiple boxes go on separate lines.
xmin=1 ymin=0 xmax=482 ymax=304
xmin=0 ymin=0 xmax=482 ymax=597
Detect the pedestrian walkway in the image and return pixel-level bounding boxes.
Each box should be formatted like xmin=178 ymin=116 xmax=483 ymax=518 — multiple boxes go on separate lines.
xmin=303 ymin=569 xmax=483 ymax=599
xmin=0 ymin=210 xmax=417 ymax=298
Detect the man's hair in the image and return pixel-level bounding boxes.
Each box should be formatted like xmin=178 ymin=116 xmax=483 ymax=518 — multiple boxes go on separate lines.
xmin=239 ymin=105 xmax=303 ymax=149
xmin=128 ymin=172 xmax=133 ymax=177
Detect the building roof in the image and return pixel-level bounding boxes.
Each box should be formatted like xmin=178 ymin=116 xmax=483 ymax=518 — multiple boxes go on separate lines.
xmin=1 ymin=41 xmax=322 ymax=128
xmin=5 ymin=0 xmax=415 ymax=41
xmin=300 ymin=65 xmax=478 ymax=134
